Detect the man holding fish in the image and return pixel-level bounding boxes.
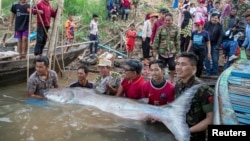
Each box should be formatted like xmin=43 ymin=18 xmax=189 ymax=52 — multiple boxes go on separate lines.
xmin=175 ymin=52 xmax=214 ymax=141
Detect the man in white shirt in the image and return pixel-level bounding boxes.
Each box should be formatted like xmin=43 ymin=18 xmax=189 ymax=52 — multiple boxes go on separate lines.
xmin=89 ymin=14 xmax=99 ymax=54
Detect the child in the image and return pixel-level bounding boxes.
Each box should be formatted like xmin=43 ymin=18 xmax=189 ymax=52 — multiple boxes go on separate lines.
xmin=125 ymin=23 xmax=137 ymax=58
xmin=65 ymin=15 xmax=81 ymax=45
xmin=9 ymin=0 xmax=30 ymax=59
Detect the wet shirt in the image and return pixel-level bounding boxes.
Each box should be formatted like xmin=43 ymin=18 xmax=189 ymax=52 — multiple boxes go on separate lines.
xmin=142 ymin=80 xmax=175 ymax=105
xmin=10 ymin=2 xmax=30 ymax=31
xmin=94 ymin=71 xmax=121 ymax=95
xmin=69 ymin=80 xmax=93 ymax=88
xmin=27 ymin=70 xmax=58 ymax=97
xmin=175 ymin=75 xmax=214 ymax=140
xmin=153 ymin=25 xmax=180 ymax=57
xmin=121 ymin=75 xmax=145 ymax=99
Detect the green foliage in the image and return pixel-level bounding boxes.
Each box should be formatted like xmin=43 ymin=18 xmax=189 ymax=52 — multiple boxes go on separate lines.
xmin=64 ymin=0 xmax=106 ymax=25
xmin=1 ymin=0 xmax=16 ymax=16
xmin=63 ymin=0 xmax=107 ymax=41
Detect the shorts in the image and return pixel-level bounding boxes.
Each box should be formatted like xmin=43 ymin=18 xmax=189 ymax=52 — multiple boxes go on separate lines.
xmin=14 ymin=29 xmax=29 ymax=39
xmin=158 ymin=55 xmax=176 ymax=71
xmin=126 ymin=44 xmax=134 ymax=51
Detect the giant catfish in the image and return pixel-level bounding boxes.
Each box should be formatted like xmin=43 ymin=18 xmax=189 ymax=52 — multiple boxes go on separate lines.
xmin=45 ymin=84 xmax=201 ymax=141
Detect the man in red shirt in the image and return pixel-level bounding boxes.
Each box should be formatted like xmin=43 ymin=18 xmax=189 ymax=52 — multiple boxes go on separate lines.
xmin=32 ymin=0 xmax=57 ymax=56
xmin=142 ymin=60 xmax=175 ymax=105
xmin=116 ymin=59 xmax=145 ymax=99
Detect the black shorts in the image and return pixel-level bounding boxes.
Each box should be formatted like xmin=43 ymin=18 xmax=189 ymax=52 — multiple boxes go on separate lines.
xmin=158 ymin=55 xmax=176 ymax=71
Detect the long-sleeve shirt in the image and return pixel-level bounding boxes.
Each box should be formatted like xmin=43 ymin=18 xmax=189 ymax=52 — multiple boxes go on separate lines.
xmin=89 ymin=19 xmax=98 ymax=35
xmin=204 ymin=22 xmax=224 ymax=46
xmin=153 ymin=25 xmax=180 ymax=57
xmin=242 ymin=24 xmax=250 ymax=49
xmin=32 ymin=0 xmax=56 ymax=27
xmin=150 ymin=19 xmax=166 ymax=44
xmin=141 ymin=19 xmax=152 ymax=38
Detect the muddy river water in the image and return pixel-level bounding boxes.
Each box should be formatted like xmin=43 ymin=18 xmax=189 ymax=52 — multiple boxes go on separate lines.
xmin=0 ymin=71 xmax=175 ymax=141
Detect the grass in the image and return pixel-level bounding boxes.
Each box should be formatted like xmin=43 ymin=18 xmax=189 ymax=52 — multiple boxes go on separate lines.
xmin=1 ymin=0 xmax=16 ymax=16
xmin=1 ymin=0 xmax=108 ymax=42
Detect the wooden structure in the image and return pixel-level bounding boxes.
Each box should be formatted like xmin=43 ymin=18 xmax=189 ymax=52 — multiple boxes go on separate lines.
xmin=0 ymin=45 xmax=87 ymax=86
xmin=214 ymin=50 xmax=250 ymax=125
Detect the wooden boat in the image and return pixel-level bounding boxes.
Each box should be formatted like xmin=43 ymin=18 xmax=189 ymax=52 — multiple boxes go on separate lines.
xmin=0 ymin=44 xmax=87 ymax=86
xmin=0 ymin=32 xmax=37 ymax=47
xmin=214 ymin=49 xmax=250 ymax=125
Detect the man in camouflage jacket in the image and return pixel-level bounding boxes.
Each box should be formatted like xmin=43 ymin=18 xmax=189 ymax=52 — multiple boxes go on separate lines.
xmin=175 ymin=52 xmax=214 ymax=141
xmin=152 ymin=13 xmax=180 ymax=83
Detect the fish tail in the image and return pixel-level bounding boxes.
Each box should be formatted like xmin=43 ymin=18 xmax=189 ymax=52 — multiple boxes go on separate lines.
xmin=160 ymin=84 xmax=201 ymax=141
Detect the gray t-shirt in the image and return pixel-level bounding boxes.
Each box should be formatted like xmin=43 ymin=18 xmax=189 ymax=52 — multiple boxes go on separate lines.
xmin=27 ymin=70 xmax=58 ymax=96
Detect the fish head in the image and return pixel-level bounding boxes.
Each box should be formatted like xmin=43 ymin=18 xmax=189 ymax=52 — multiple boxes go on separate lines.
xmin=44 ymin=88 xmax=76 ymax=103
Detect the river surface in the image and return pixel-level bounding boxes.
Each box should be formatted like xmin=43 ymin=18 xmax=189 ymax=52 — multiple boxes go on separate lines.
xmin=0 ymin=71 xmax=175 ymax=141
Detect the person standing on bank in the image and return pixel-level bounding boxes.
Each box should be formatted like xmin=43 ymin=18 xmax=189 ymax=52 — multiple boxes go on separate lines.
xmin=204 ymin=13 xmax=224 ymax=76
xmin=89 ymin=14 xmax=99 ymax=54
xmin=27 ymin=56 xmax=59 ymax=100
xmin=152 ymin=13 xmax=180 ymax=83
xmin=141 ymin=13 xmax=158 ymax=61
xmin=187 ymin=20 xmax=211 ymax=78
xmin=9 ymin=0 xmax=30 ymax=59
xmin=32 ymin=0 xmax=57 ymax=57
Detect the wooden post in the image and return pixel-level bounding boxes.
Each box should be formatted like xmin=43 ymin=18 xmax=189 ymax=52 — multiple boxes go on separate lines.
xmin=0 ymin=0 xmax=2 ymax=15
xmin=47 ymin=0 xmax=64 ymax=69
xmin=27 ymin=0 xmax=32 ymax=82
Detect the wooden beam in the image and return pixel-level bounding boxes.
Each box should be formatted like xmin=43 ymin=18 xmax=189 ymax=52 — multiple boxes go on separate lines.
xmin=47 ymin=0 xmax=64 ymax=69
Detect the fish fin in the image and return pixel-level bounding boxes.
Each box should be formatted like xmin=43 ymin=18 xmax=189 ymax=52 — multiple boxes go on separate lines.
xmin=160 ymin=84 xmax=201 ymax=141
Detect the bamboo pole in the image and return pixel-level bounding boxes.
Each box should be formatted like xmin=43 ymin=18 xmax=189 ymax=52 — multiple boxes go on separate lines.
xmin=47 ymin=0 xmax=64 ymax=69
xmin=0 ymin=0 xmax=2 ymax=15
xmin=27 ymin=0 xmax=32 ymax=82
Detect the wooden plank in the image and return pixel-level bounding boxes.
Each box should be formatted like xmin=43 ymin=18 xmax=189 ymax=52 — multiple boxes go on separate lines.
xmin=229 ymin=93 xmax=250 ymax=101
xmin=229 ymin=86 xmax=250 ymax=96
xmin=230 ymin=100 xmax=250 ymax=107
xmin=232 ymin=104 xmax=250 ymax=113
xmin=228 ymin=75 xmax=250 ymax=87
xmin=238 ymin=117 xmax=250 ymax=124
xmin=236 ymin=113 xmax=250 ymax=120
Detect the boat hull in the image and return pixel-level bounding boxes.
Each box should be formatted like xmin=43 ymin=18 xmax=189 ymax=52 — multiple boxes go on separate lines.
xmin=214 ymin=50 xmax=250 ymax=125
xmin=0 ymin=45 xmax=87 ymax=86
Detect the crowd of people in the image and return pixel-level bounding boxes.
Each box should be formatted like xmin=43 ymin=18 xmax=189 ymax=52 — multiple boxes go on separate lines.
xmin=7 ymin=0 xmax=250 ymax=141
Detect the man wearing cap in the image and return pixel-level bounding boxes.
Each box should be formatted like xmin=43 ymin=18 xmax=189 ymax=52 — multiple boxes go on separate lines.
xmin=187 ymin=20 xmax=212 ymax=77
xmin=150 ymin=8 xmax=169 ymax=46
xmin=94 ymin=58 xmax=122 ymax=95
